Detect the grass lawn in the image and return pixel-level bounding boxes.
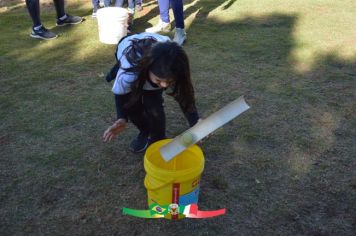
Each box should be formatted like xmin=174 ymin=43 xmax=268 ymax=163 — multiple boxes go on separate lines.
xmin=1 ymin=0 xmax=355 ymax=234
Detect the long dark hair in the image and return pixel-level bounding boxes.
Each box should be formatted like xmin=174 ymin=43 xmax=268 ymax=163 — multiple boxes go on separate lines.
xmin=121 ymin=36 xmax=158 ymax=73
xmin=126 ymin=41 xmax=196 ymax=112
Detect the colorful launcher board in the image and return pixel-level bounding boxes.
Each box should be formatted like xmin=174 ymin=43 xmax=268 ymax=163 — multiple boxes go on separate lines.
xmin=123 ymin=203 xmax=226 ymax=219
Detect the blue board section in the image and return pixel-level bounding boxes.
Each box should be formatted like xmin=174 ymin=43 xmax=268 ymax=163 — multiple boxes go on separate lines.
xmin=179 ymin=186 xmax=200 ymax=206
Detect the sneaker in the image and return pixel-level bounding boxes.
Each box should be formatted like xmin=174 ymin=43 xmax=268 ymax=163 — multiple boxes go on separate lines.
xmin=145 ymin=19 xmax=171 ymax=33
xmin=127 ymin=8 xmax=135 ymax=15
xmin=30 ymin=26 xmax=58 ymax=40
xmin=173 ymin=28 xmax=187 ymax=45
xmin=92 ymin=10 xmax=97 ymax=18
xmin=135 ymin=4 xmax=143 ymax=12
xmin=129 ymin=132 xmax=149 ymax=153
xmin=56 ymin=14 xmax=83 ymax=26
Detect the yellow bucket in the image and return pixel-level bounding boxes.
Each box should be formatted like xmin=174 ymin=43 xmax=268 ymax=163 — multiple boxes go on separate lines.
xmin=144 ymin=139 xmax=204 ymax=219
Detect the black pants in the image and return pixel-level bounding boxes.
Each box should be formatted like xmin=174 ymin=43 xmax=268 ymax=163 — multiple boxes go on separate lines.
xmin=26 ymin=0 xmax=65 ymax=27
xmin=116 ymin=90 xmax=166 ymax=143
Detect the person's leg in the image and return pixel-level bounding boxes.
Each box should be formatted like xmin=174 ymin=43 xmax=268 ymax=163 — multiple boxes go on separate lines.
xmin=119 ymin=94 xmax=150 ymax=135
xmin=53 ymin=0 xmax=66 ymax=18
xmin=115 ymin=0 xmax=124 ymax=7
xmin=135 ymin=0 xmax=142 ymax=11
xmin=171 ymin=0 xmax=184 ymax=29
xmin=103 ymin=0 xmax=111 ymax=7
xmin=92 ymin=0 xmax=100 ymax=17
xmin=157 ymin=0 xmax=170 ymax=23
xmin=171 ymin=0 xmax=186 ymax=45
xmin=145 ymin=0 xmax=171 ymax=33
xmin=55 ymin=0 xmax=83 ymax=26
xmin=92 ymin=0 xmax=100 ymax=11
xmin=25 ymin=0 xmax=41 ymax=27
xmin=127 ymin=0 xmax=135 ymax=10
xmin=26 ymin=0 xmax=58 ymax=39
xmin=142 ymin=90 xmax=166 ymax=143
xmin=118 ymin=93 xmax=151 ymax=152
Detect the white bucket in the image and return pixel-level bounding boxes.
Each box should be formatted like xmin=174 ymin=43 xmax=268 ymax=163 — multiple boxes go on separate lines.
xmin=97 ymin=7 xmax=128 ymax=44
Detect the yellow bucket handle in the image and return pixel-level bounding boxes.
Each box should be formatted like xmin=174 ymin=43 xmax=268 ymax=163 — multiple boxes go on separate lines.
xmin=144 ymin=176 xmax=175 ymax=190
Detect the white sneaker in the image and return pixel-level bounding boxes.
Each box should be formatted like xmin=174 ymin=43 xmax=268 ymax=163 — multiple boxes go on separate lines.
xmin=127 ymin=8 xmax=135 ymax=15
xmin=173 ymin=28 xmax=187 ymax=45
xmin=145 ymin=19 xmax=171 ymax=33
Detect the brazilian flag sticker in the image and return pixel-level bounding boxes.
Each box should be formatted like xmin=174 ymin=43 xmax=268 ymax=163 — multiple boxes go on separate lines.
xmin=150 ymin=203 xmax=168 ymax=215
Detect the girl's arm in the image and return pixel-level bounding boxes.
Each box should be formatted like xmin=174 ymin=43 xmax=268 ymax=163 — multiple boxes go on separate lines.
xmin=179 ymin=103 xmax=200 ymax=127
xmin=103 ymin=118 xmax=127 ymax=142
xmin=115 ymin=94 xmax=130 ymax=121
xmin=103 ymin=94 xmax=131 ymax=143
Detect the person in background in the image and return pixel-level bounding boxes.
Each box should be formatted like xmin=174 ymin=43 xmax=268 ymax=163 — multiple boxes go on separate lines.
xmin=115 ymin=0 xmax=136 ymax=32
xmin=25 ymin=0 xmax=83 ymax=40
xmin=103 ymin=32 xmax=199 ymax=152
xmin=145 ymin=0 xmax=186 ymax=45
xmin=92 ymin=0 xmax=111 ymax=18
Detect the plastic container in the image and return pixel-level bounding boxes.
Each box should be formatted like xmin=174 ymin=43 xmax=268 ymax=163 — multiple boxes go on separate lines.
xmin=144 ymin=139 xmax=204 ymax=219
xmin=96 ymin=7 xmax=128 ymax=44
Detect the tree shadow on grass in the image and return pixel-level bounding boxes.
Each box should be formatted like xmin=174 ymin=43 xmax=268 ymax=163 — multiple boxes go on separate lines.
xmin=182 ymin=11 xmax=355 ymax=236
xmin=131 ymin=4 xmax=160 ymax=33
xmin=168 ymin=0 xmax=237 ymax=33
xmin=184 ymin=0 xmax=237 ymax=19
xmin=0 ymin=0 xmax=23 ymax=8
xmin=222 ymin=0 xmax=238 ymax=10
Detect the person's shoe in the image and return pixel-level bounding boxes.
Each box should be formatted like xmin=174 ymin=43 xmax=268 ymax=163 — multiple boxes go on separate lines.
xmin=127 ymin=7 xmax=135 ymax=15
xmin=173 ymin=28 xmax=187 ymax=45
xmin=56 ymin=14 xmax=83 ymax=26
xmin=145 ymin=19 xmax=171 ymax=33
xmin=99 ymin=0 xmax=104 ymax=8
xmin=30 ymin=26 xmax=58 ymax=40
xmin=135 ymin=4 xmax=143 ymax=12
xmin=129 ymin=132 xmax=149 ymax=153
xmin=92 ymin=10 xmax=97 ymax=18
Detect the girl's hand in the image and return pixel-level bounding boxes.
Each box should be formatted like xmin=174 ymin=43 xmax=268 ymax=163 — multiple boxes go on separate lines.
xmin=103 ymin=119 xmax=127 ymax=142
